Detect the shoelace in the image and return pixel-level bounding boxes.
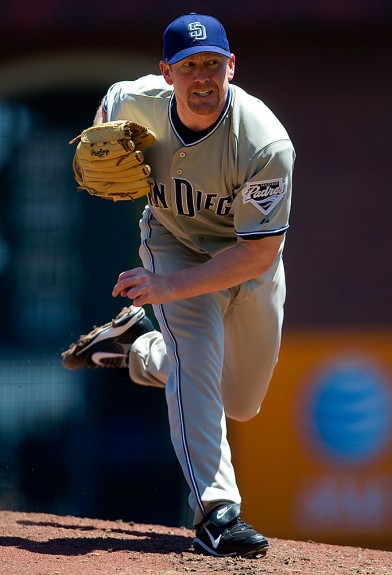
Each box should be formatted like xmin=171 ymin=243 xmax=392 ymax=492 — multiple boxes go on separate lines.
xmin=225 ymin=518 xmax=255 ymax=535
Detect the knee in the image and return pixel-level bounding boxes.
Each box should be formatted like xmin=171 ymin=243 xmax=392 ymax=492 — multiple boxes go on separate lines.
xmin=225 ymin=404 xmax=261 ymax=422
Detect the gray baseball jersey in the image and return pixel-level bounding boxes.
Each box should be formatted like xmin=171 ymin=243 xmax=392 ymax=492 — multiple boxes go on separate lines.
xmin=105 ymin=75 xmax=293 ymax=256
xmin=104 ymin=74 xmax=295 ymax=525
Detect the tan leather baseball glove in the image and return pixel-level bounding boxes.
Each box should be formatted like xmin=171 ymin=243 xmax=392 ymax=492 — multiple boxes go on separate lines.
xmin=69 ymin=120 xmax=156 ymax=201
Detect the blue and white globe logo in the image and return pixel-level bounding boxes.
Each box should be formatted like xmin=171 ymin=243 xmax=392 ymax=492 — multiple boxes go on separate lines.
xmin=303 ymin=358 xmax=392 ymax=465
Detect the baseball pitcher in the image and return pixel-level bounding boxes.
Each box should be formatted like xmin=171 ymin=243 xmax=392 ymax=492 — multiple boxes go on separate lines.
xmin=63 ymin=13 xmax=295 ymax=558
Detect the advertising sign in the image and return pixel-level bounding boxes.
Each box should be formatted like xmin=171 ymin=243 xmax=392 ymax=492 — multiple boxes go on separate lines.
xmin=229 ymin=331 xmax=392 ymax=549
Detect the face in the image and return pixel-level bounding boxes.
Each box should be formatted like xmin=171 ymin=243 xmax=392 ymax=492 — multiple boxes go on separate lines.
xmin=160 ymin=52 xmax=235 ymax=131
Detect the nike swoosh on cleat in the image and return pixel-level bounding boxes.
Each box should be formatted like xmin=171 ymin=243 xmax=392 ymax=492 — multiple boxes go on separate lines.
xmin=203 ymin=526 xmax=222 ymax=549
xmin=92 ymin=352 xmax=127 ymax=366
xmin=216 ymin=506 xmax=231 ymax=520
xmin=77 ymin=310 xmax=144 ymax=354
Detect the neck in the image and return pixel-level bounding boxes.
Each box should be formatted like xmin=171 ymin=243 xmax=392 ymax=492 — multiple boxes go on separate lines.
xmin=178 ymin=111 xmax=222 ymax=132
xmin=174 ymin=87 xmax=232 ymax=132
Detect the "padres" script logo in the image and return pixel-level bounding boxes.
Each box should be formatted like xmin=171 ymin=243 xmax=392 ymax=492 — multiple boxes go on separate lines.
xmin=242 ymin=178 xmax=286 ymax=215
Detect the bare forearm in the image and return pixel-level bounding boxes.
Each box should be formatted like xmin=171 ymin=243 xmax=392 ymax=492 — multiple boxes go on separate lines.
xmin=167 ymin=241 xmax=271 ymax=300
xmin=112 ymin=235 xmax=283 ymax=306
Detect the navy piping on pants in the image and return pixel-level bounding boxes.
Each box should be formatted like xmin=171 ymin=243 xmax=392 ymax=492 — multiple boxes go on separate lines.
xmin=142 ymin=211 xmax=206 ymax=519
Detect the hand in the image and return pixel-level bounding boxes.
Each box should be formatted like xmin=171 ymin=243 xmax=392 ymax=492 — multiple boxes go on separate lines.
xmin=112 ymin=267 xmax=172 ymax=306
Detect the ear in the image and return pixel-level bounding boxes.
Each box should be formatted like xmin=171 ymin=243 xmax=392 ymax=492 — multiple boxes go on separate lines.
xmin=159 ymin=60 xmax=174 ymax=85
xmin=228 ymin=54 xmax=235 ymax=81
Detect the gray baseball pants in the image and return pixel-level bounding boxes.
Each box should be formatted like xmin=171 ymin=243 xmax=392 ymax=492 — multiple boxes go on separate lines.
xmin=128 ymin=208 xmax=286 ymax=525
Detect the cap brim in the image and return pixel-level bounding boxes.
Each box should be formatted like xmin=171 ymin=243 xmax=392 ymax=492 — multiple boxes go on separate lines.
xmin=166 ymin=46 xmax=231 ymax=64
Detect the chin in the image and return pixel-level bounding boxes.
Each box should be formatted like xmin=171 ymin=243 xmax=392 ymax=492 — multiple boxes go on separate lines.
xmin=188 ymin=102 xmax=220 ymax=116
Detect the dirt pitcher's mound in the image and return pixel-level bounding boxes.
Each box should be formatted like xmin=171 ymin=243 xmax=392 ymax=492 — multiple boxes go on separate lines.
xmin=0 ymin=511 xmax=391 ymax=575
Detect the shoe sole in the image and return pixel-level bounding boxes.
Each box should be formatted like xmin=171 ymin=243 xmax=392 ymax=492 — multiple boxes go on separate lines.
xmin=62 ymin=306 xmax=147 ymax=369
xmin=193 ymin=538 xmax=269 ymax=558
xmin=75 ymin=307 xmax=145 ymax=355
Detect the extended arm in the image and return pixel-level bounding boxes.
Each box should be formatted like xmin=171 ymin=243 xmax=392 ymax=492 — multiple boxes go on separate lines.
xmin=112 ymin=234 xmax=283 ymax=306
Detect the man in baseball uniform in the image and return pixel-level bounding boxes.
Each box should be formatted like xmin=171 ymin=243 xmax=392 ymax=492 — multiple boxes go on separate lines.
xmin=62 ymin=13 xmax=295 ymax=557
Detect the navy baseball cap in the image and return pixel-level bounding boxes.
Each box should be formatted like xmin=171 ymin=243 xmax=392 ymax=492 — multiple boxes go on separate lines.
xmin=163 ymin=13 xmax=231 ymax=65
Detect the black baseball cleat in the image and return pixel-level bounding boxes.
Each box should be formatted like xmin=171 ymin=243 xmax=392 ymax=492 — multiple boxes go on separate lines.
xmin=193 ymin=503 xmax=269 ymax=558
xmin=61 ymin=306 xmax=154 ymax=370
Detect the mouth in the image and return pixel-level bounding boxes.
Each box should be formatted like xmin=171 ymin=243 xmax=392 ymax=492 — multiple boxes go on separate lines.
xmin=193 ymin=90 xmax=214 ymax=97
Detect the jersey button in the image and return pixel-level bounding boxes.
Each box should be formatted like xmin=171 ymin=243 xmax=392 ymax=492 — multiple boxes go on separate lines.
xmin=179 ymin=151 xmax=186 ymax=158
xmin=176 ymin=169 xmax=183 ymax=175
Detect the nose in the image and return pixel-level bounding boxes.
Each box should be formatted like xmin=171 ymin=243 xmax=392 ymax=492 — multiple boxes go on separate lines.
xmin=192 ymin=65 xmax=210 ymax=82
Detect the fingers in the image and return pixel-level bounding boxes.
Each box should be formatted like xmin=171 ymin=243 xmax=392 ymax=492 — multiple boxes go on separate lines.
xmin=112 ymin=268 xmax=140 ymax=297
xmin=112 ymin=267 xmax=170 ymax=305
xmin=112 ymin=268 xmax=152 ymax=305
